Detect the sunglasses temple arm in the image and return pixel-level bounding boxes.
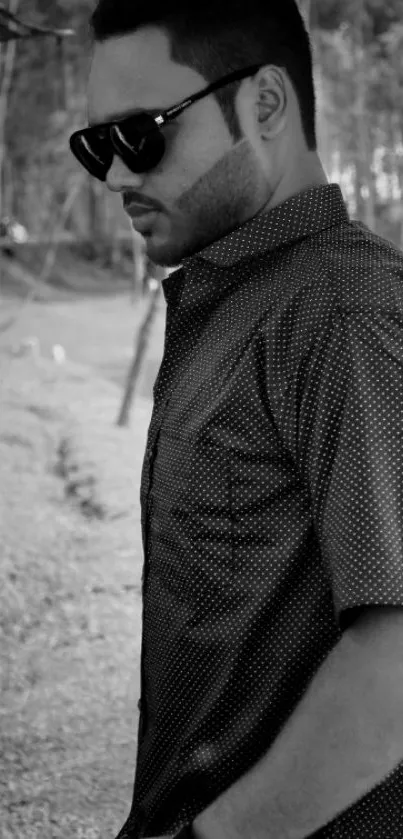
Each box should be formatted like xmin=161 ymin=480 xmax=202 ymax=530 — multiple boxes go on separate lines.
xmin=163 ymin=64 xmax=261 ymax=123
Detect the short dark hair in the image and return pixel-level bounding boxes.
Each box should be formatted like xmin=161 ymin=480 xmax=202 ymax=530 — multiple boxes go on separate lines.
xmin=89 ymin=1 xmax=317 ymax=152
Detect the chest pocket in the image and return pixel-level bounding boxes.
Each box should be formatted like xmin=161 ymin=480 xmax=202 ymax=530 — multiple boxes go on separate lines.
xmin=148 ymin=430 xmax=235 ymax=602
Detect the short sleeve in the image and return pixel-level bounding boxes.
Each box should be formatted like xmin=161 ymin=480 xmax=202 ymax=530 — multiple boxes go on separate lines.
xmin=297 ymin=306 xmax=403 ymax=627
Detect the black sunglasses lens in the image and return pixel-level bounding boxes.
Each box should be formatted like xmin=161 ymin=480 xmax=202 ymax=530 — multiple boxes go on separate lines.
xmin=111 ymin=115 xmax=166 ymax=173
xmin=70 ymin=114 xmax=166 ymax=179
xmin=70 ymin=129 xmax=113 ymax=182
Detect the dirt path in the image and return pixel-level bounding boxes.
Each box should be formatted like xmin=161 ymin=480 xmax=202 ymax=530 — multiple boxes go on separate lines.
xmin=0 ymin=293 xmax=164 ymax=838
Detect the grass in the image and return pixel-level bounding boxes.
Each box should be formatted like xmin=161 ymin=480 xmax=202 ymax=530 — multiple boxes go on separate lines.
xmin=0 ymin=282 xmax=166 ymax=838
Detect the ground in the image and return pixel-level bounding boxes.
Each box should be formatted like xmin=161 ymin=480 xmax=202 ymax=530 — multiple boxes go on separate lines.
xmin=0 ymin=279 xmax=166 ymax=839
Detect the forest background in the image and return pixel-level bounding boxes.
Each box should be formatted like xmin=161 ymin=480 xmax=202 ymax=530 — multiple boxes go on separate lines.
xmin=0 ymin=2 xmax=403 ymax=839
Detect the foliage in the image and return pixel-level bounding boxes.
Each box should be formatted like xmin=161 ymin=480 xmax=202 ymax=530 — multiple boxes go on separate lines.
xmin=312 ymin=0 xmax=403 ymax=40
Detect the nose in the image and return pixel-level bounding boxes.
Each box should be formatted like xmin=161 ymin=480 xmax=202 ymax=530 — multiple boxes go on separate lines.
xmin=105 ymin=154 xmax=145 ymax=192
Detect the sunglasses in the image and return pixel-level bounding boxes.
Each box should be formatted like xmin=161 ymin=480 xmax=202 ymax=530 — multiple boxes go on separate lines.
xmin=69 ymin=65 xmax=261 ymax=182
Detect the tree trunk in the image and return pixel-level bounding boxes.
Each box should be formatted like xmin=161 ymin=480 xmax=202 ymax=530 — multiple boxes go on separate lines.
xmin=352 ymin=4 xmax=376 ymax=232
xmin=298 ymin=0 xmax=311 ymax=27
xmin=131 ymin=229 xmax=146 ymax=300
xmin=38 ymin=178 xmax=83 ymax=285
xmin=390 ymin=114 xmax=403 ymax=249
xmin=87 ymin=175 xmax=107 ymax=253
xmin=0 ymin=0 xmax=20 ymax=223
xmin=116 ymin=284 xmax=161 ymax=428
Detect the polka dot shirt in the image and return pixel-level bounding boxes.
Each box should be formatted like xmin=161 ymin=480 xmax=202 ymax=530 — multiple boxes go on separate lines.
xmin=115 ymin=184 xmax=403 ymax=839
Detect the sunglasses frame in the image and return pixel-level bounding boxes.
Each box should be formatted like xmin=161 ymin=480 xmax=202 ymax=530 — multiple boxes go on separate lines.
xmin=70 ymin=64 xmax=262 ymax=180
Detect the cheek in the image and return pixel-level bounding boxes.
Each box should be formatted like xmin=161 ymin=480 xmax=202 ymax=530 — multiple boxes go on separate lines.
xmin=144 ymin=138 xmax=194 ymax=200
xmin=149 ymin=116 xmax=231 ymax=201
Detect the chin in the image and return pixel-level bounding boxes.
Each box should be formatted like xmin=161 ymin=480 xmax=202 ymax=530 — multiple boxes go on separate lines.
xmin=146 ymin=232 xmax=191 ymax=269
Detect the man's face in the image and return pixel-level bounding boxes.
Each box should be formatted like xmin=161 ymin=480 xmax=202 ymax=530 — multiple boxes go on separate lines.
xmin=88 ymin=27 xmax=268 ymax=267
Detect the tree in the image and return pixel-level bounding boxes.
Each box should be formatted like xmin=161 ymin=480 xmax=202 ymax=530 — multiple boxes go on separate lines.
xmin=298 ymin=0 xmax=312 ymax=26
xmin=0 ymin=0 xmax=21 ymax=223
xmin=312 ymin=0 xmax=403 ymax=37
xmin=116 ymin=282 xmax=161 ymax=428
xmin=311 ymin=0 xmax=403 ymax=242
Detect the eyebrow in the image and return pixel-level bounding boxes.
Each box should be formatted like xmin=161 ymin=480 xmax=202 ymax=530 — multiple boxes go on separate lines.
xmin=88 ymin=106 xmax=162 ymax=128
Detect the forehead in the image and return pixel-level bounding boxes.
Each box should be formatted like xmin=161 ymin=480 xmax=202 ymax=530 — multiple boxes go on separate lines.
xmin=88 ymin=27 xmax=205 ymax=125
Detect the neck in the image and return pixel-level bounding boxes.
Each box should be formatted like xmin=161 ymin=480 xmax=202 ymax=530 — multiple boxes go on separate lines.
xmin=261 ymin=151 xmax=328 ymax=215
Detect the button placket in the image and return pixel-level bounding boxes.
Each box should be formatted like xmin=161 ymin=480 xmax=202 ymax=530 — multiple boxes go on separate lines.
xmin=137 ymin=393 xmax=173 ymax=744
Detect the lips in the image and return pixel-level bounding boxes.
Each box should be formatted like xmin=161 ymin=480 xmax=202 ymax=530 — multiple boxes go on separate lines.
xmin=129 ymin=208 xmax=156 ymax=220
xmin=126 ymin=202 xmax=158 ymax=217
xmin=129 ymin=211 xmax=158 ymax=236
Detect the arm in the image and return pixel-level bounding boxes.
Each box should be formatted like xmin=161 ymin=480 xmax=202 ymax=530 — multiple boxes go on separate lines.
xmin=193 ymin=606 xmax=403 ymax=839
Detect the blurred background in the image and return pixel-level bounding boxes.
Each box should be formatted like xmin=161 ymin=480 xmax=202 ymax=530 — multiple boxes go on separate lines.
xmin=0 ymin=1 xmax=402 ymax=838
xmin=1 ymin=0 xmax=402 ymax=260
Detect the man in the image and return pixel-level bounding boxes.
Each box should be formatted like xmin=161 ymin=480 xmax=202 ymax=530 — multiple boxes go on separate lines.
xmin=70 ymin=1 xmax=403 ymax=837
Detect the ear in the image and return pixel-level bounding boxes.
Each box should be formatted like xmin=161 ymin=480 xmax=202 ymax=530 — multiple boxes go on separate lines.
xmin=255 ymin=66 xmax=288 ymax=140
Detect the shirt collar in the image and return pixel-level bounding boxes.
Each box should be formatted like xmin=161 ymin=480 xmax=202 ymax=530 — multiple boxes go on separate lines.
xmin=182 ymin=183 xmax=349 ymax=270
